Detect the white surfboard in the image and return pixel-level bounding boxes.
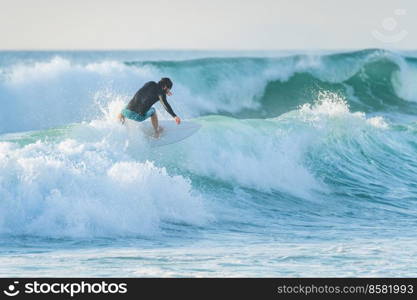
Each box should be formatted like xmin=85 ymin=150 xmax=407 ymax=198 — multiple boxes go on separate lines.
xmin=140 ymin=120 xmax=201 ymax=147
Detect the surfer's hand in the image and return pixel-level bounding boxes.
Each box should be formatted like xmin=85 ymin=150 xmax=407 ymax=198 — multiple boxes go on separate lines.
xmin=174 ymin=116 xmax=181 ymax=125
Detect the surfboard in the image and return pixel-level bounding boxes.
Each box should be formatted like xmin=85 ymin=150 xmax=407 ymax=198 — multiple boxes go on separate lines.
xmin=140 ymin=120 xmax=201 ymax=147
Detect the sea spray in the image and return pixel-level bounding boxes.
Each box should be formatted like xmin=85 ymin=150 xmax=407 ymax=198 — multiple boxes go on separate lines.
xmin=0 ymin=128 xmax=211 ymax=237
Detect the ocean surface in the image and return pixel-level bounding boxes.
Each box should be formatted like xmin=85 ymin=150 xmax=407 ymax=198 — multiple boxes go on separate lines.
xmin=1 ymin=49 xmax=417 ymax=277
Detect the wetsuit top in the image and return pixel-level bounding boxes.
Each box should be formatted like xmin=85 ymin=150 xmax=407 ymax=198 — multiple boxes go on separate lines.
xmin=126 ymin=81 xmax=177 ymax=118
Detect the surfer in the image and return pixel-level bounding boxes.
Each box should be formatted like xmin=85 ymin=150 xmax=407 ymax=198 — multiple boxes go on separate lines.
xmin=118 ymin=77 xmax=181 ymax=137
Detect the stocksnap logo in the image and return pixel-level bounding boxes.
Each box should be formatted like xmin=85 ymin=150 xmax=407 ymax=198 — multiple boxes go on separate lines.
xmin=3 ymin=281 xmax=20 ymax=297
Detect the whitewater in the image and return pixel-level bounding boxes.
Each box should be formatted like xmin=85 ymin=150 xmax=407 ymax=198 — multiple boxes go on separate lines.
xmin=1 ymin=49 xmax=417 ymax=277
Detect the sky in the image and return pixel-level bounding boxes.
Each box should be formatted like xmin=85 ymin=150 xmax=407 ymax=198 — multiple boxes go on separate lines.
xmin=1 ymin=0 xmax=416 ymax=50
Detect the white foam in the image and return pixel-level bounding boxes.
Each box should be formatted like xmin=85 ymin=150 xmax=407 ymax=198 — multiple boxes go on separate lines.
xmin=157 ymin=116 xmax=325 ymax=199
xmin=392 ymin=58 xmax=417 ymax=103
xmin=2 ymin=237 xmax=416 ymax=277
xmin=366 ymin=116 xmax=389 ymax=129
xmin=0 ymin=122 xmax=211 ymax=237
xmin=0 ymin=57 xmax=158 ymax=133
xmin=298 ymin=91 xmax=389 ymax=129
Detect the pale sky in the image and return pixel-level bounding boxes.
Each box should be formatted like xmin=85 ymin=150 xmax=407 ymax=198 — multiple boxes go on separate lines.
xmin=1 ymin=0 xmax=416 ymax=50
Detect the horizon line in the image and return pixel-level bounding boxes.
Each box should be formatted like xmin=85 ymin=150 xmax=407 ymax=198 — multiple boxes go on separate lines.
xmin=0 ymin=47 xmax=414 ymax=52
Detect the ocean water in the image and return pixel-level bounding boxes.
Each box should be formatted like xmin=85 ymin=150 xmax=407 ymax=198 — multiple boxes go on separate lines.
xmin=1 ymin=49 xmax=417 ymax=277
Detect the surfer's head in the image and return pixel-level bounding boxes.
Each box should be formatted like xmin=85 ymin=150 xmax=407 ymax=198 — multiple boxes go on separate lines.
xmin=159 ymin=77 xmax=173 ymax=95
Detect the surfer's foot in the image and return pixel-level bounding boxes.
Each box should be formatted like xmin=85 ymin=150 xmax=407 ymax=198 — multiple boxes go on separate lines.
xmin=153 ymin=126 xmax=163 ymax=138
xmin=117 ymin=113 xmax=125 ymax=124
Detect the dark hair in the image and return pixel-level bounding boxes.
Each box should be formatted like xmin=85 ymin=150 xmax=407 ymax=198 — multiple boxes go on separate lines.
xmin=158 ymin=77 xmax=173 ymax=89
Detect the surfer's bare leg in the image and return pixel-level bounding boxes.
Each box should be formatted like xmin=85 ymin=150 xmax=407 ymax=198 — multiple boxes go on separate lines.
xmin=151 ymin=113 xmax=163 ymax=137
xmin=151 ymin=112 xmax=158 ymax=132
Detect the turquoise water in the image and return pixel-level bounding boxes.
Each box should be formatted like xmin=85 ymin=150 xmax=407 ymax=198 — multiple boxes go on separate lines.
xmin=1 ymin=49 xmax=417 ymax=276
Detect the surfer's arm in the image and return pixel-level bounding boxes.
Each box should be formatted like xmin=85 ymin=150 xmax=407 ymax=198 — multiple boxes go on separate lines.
xmin=158 ymin=95 xmax=177 ymax=118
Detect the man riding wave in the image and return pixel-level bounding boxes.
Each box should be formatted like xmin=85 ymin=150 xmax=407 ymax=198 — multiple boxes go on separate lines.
xmin=118 ymin=77 xmax=181 ymax=137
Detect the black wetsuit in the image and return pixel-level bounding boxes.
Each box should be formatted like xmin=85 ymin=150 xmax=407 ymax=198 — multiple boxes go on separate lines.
xmin=126 ymin=81 xmax=177 ymax=118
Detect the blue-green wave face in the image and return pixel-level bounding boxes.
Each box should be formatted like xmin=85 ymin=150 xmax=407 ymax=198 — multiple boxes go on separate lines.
xmin=2 ymin=48 xmax=417 ymax=134
xmin=125 ymin=49 xmax=417 ymax=118
xmin=1 ymin=49 xmax=417 ymax=271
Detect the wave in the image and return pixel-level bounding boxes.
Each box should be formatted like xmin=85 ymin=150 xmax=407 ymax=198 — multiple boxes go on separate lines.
xmin=1 ymin=49 xmax=417 ymax=134
xmin=3 ymin=91 xmax=417 ymax=237
xmin=0 ymin=121 xmax=212 ymax=237
xmin=131 ymin=49 xmax=417 ymax=117
xmin=2 ymin=49 xmax=417 ymax=134
xmin=146 ymin=92 xmax=417 ymax=213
